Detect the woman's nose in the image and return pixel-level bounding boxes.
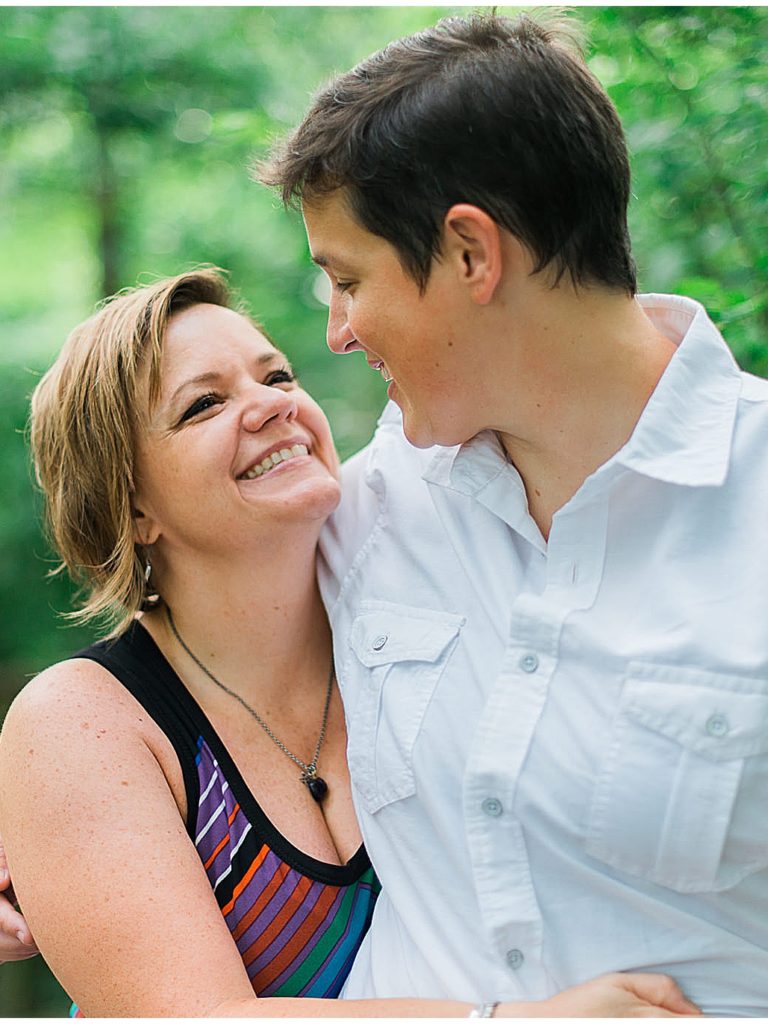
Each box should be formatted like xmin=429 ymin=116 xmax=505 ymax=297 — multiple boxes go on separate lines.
xmin=242 ymin=385 xmax=297 ymax=432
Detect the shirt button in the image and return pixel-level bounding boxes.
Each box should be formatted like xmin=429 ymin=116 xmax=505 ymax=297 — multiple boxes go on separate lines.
xmin=372 ymin=634 xmax=388 ymax=651
xmin=706 ymin=713 xmax=730 ymax=738
xmin=519 ymin=653 xmax=539 ymax=674
xmin=481 ymin=797 xmax=503 ymax=817
xmin=506 ymin=948 xmax=525 ymax=970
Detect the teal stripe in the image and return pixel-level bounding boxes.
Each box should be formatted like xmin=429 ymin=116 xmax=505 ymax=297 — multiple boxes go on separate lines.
xmin=304 ymin=879 xmax=375 ymax=996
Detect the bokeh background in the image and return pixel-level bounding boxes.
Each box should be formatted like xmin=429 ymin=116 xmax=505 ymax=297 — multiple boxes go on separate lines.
xmin=1 ymin=5 xmax=766 ymax=1016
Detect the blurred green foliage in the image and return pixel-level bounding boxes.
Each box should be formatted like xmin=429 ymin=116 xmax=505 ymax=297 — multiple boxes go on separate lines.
xmin=0 ymin=5 xmax=765 ymax=1016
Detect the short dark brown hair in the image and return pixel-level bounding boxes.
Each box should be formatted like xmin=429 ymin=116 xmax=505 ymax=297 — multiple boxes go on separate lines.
xmin=260 ymin=11 xmax=636 ymax=294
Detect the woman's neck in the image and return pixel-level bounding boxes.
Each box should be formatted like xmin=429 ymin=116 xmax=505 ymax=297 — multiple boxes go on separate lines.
xmin=142 ymin=527 xmax=331 ymax=707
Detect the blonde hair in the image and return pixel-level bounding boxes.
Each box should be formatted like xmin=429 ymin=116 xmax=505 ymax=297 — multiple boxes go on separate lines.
xmin=30 ymin=268 xmax=233 ymax=636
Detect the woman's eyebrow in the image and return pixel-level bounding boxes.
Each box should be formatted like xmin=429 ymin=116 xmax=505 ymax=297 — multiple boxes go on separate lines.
xmin=168 ymin=371 xmax=221 ymax=407
xmin=167 ymin=353 xmax=288 ymax=407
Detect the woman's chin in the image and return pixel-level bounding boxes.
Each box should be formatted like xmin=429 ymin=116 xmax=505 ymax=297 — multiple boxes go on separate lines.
xmin=243 ymin=473 xmax=342 ymax=525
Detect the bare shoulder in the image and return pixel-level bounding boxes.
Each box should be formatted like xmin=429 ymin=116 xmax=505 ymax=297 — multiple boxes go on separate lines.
xmin=0 ymin=655 xmax=184 ymax=818
xmin=2 ymin=656 xmax=151 ymax=749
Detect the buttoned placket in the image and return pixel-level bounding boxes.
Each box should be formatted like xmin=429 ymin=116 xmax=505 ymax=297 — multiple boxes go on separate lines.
xmin=460 ymin=464 xmax=616 ymax=995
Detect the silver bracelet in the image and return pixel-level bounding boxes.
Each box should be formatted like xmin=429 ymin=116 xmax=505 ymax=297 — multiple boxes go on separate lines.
xmin=468 ymin=1002 xmax=499 ymax=1018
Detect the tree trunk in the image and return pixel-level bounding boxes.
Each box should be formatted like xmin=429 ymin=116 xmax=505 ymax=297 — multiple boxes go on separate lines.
xmin=94 ymin=127 xmax=121 ymax=297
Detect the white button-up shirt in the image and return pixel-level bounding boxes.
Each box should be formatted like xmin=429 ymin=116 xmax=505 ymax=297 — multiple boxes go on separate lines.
xmin=319 ymin=295 xmax=768 ymax=1016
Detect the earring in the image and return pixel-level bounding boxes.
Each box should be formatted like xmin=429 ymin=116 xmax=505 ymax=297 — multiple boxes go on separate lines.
xmin=141 ymin=546 xmax=160 ymax=608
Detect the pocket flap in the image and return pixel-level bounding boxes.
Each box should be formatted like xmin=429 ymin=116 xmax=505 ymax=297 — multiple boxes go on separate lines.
xmin=349 ymin=604 xmax=465 ymax=668
xmin=624 ymin=671 xmax=768 ymax=761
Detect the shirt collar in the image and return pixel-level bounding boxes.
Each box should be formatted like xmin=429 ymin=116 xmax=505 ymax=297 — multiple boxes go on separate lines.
xmin=423 ymin=430 xmax=540 ymax=545
xmin=424 ymin=293 xmax=742 ymax=495
xmin=614 ymin=294 xmax=741 ymax=486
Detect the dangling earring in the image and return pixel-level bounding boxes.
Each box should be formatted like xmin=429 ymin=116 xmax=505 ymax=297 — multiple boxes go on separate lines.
xmin=142 ymin=546 xmax=160 ymax=607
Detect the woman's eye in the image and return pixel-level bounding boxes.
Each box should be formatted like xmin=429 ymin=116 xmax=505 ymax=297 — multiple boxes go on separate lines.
xmin=267 ymin=368 xmax=296 ymax=386
xmin=335 ymin=281 xmax=353 ymax=294
xmin=180 ymin=394 xmax=219 ymax=423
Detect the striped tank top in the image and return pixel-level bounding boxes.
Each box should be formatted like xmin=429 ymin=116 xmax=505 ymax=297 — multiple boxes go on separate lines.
xmin=70 ymin=620 xmax=379 ymax=1011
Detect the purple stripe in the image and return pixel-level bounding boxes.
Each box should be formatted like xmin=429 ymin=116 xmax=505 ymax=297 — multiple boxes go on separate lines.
xmin=262 ymin=885 xmax=347 ymax=995
xmin=196 ymin=745 xmax=224 ymax=819
xmin=229 ymin=852 xmax=303 ymax=941
xmin=196 ymin=778 xmax=240 ymax=857
xmin=252 ymin=876 xmax=332 ymax=969
xmin=196 ymin=796 xmax=234 ymax=856
xmin=204 ymin=808 xmax=252 ymax=879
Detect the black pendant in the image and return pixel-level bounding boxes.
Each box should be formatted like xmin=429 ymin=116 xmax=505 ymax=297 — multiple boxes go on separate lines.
xmin=303 ymin=774 xmax=328 ymax=803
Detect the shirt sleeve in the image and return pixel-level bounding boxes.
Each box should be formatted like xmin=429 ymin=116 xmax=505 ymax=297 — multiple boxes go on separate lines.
xmin=317 ymin=438 xmax=382 ymax=612
xmin=318 ymin=401 xmax=440 ymax=611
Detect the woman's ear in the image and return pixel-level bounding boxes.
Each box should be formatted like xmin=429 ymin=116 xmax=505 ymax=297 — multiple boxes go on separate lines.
xmin=441 ymin=204 xmax=503 ymax=305
xmin=131 ymin=505 xmax=161 ymax=547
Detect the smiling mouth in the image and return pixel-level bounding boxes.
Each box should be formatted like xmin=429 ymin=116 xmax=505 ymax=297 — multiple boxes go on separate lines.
xmin=369 ymin=359 xmax=393 ymax=383
xmin=239 ymin=444 xmax=310 ymax=480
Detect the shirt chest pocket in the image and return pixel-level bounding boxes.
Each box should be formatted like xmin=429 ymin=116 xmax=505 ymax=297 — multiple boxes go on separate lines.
xmin=585 ymin=663 xmax=768 ymax=893
xmin=343 ymin=603 xmax=465 ymax=815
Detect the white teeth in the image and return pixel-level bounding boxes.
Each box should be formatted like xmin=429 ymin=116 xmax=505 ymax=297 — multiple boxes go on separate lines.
xmin=242 ymin=444 xmax=310 ymax=480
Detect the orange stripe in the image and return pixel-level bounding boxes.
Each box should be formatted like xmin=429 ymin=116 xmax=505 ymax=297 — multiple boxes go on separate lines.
xmin=203 ymin=804 xmax=240 ymax=870
xmin=204 ymin=832 xmax=230 ymax=871
xmin=242 ymin=874 xmax=313 ymax=968
xmin=221 ymin=844 xmax=271 ymax=917
xmin=232 ymin=861 xmax=291 ymax=943
xmin=252 ymin=882 xmax=340 ymax=989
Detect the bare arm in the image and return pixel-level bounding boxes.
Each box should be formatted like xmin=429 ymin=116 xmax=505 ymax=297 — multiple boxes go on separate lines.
xmin=0 ymin=659 xmax=264 ymax=1016
xmin=213 ymin=972 xmax=700 ymax=1017
xmin=0 ymin=660 xmax=699 ymax=1018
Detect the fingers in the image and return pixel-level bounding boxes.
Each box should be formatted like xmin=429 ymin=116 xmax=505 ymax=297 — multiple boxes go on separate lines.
xmin=0 ymin=889 xmax=36 ymax=949
xmin=0 ymin=931 xmax=40 ymax=963
xmin=0 ymin=895 xmax=35 ymax=947
xmin=0 ymin=838 xmax=10 ymax=892
xmin=0 ymin=839 xmax=38 ymax=954
xmin=0 ymin=892 xmax=39 ymax=962
xmin=618 ymin=972 xmax=701 ymax=1016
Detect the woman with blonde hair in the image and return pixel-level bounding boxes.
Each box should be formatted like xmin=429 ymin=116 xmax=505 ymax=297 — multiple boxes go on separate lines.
xmin=0 ymin=269 xmax=698 ymax=1017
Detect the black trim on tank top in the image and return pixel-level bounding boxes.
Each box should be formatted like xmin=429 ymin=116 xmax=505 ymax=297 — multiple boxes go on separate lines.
xmin=73 ymin=620 xmax=371 ymax=887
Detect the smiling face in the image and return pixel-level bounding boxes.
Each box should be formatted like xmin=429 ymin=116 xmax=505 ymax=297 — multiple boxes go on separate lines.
xmin=303 ymin=191 xmax=484 ymax=450
xmin=132 ymin=303 xmax=340 ymax=558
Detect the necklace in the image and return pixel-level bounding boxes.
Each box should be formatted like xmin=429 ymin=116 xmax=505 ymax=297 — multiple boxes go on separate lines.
xmin=165 ymin=606 xmax=334 ymax=803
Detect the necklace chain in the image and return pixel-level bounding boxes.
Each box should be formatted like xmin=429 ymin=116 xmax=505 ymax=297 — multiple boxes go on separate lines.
xmin=165 ymin=606 xmax=334 ymax=781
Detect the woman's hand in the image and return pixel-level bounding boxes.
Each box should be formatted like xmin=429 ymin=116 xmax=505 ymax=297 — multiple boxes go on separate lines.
xmin=500 ymin=972 xmax=700 ymax=1017
xmin=0 ymin=839 xmax=39 ymax=962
